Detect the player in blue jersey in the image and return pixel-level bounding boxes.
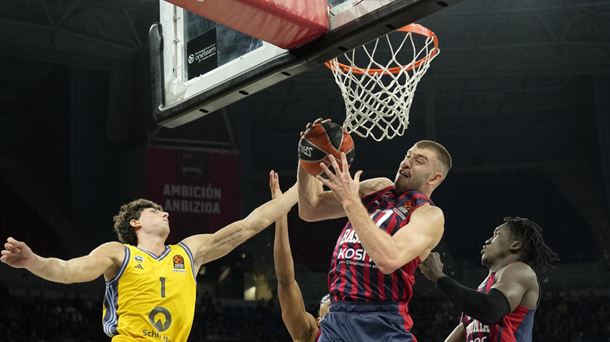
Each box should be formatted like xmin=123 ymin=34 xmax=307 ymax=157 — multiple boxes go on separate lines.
xmin=1 ymin=171 xmax=297 ymax=342
xmin=271 ymin=170 xmax=328 ymax=342
xmin=419 ymin=217 xmax=559 ymax=342
xmin=298 ymin=119 xmax=452 ymax=341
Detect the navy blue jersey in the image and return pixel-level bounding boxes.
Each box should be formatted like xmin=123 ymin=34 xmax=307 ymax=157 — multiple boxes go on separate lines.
xmin=328 ymin=186 xmax=433 ymax=308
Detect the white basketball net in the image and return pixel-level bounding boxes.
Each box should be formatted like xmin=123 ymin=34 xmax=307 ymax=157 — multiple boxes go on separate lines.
xmin=326 ymin=24 xmax=439 ymax=141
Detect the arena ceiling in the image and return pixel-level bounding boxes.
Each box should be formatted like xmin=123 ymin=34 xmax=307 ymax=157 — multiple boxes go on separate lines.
xmin=0 ymin=0 xmax=157 ymax=104
xmin=1 ymin=0 xmax=609 ymax=125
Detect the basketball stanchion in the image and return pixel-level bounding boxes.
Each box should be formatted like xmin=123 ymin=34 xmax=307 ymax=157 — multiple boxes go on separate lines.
xmin=325 ymin=23 xmax=440 ymax=141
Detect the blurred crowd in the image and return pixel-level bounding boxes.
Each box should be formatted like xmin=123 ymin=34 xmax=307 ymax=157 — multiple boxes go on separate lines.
xmin=0 ymin=281 xmax=608 ymax=342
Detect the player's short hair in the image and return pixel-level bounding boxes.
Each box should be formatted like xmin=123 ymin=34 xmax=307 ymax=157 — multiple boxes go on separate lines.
xmin=113 ymin=199 xmax=163 ymax=245
xmin=415 ymin=140 xmax=452 ymax=175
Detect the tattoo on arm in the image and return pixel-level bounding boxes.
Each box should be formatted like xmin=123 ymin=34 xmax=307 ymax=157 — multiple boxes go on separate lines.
xmin=211 ymin=228 xmax=246 ymax=250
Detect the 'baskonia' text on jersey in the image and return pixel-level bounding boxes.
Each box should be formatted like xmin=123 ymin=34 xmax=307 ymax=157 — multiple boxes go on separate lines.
xmin=328 ymin=187 xmax=433 ymax=307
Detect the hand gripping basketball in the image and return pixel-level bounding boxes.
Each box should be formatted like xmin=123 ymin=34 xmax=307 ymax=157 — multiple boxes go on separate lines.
xmin=298 ymin=120 xmax=355 ymax=177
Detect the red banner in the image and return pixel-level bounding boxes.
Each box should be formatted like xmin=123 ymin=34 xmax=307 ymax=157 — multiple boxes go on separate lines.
xmin=145 ymin=146 xmax=241 ymax=242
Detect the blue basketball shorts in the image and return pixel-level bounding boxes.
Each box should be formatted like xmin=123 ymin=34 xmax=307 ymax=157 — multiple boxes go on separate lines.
xmin=317 ymin=301 xmax=417 ymax=342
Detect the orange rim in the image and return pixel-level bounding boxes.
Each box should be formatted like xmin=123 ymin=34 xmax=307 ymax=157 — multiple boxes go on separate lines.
xmin=324 ymin=23 xmax=439 ymax=75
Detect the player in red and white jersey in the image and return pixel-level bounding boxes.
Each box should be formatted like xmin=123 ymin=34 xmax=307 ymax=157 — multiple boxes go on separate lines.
xmin=419 ymin=217 xmax=559 ymax=342
xmin=298 ymin=119 xmax=452 ymax=341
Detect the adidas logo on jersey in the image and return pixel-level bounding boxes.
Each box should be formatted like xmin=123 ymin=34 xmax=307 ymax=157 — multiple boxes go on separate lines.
xmin=134 ymin=264 xmax=144 ymax=270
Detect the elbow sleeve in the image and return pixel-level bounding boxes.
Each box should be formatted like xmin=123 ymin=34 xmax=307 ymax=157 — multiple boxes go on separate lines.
xmin=437 ymin=277 xmax=511 ymax=325
xmin=476 ymin=289 xmax=511 ymax=324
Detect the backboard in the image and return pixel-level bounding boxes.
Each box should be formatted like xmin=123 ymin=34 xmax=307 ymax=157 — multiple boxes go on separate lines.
xmin=150 ymin=0 xmax=462 ymax=128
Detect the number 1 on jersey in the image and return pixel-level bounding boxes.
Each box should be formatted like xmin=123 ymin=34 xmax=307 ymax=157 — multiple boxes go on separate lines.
xmin=159 ymin=277 xmax=166 ymax=298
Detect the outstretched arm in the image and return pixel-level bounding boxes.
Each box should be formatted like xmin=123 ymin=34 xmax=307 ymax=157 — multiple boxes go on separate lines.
xmin=1 ymin=237 xmax=123 ymax=284
xmin=183 ymin=171 xmax=298 ymax=269
xmin=419 ymin=252 xmax=517 ymax=325
xmin=271 ymin=171 xmax=318 ymax=342
xmin=318 ymin=153 xmax=444 ymax=274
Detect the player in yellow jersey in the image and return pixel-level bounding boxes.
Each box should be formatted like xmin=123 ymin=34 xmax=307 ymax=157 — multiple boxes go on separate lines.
xmin=1 ymin=171 xmax=297 ymax=342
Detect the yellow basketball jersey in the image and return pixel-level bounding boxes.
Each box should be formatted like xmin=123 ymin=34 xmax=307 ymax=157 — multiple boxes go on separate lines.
xmin=103 ymin=243 xmax=197 ymax=342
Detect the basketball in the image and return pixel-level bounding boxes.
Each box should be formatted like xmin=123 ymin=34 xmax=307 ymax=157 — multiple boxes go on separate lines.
xmin=298 ymin=121 xmax=355 ymax=177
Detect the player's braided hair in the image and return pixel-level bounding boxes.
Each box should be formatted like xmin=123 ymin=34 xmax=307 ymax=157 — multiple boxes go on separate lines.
xmin=504 ymin=216 xmax=559 ymax=273
xmin=113 ymin=199 xmax=163 ymax=245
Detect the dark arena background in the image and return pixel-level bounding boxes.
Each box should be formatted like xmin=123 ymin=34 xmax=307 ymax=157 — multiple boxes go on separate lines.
xmin=1 ymin=0 xmax=610 ymax=341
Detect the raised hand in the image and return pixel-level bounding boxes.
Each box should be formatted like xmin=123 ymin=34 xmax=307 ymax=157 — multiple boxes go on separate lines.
xmin=269 ymin=170 xmax=282 ymax=199
xmin=1 ymin=237 xmax=37 ymax=268
xmin=316 ymin=153 xmax=363 ymax=207
xmin=418 ymin=252 xmax=446 ymax=283
xmin=299 ymin=117 xmax=331 ymax=137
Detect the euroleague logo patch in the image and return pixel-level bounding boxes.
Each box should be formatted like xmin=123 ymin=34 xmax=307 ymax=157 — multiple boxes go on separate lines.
xmin=395 ymin=200 xmax=415 ymax=219
xmin=173 ymin=255 xmax=185 ymax=270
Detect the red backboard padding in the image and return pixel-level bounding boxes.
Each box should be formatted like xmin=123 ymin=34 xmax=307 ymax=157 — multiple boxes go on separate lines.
xmin=167 ymin=0 xmax=329 ymax=49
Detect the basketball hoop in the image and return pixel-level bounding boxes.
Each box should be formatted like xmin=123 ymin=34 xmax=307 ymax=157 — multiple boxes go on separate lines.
xmin=325 ymin=23 xmax=439 ymax=141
